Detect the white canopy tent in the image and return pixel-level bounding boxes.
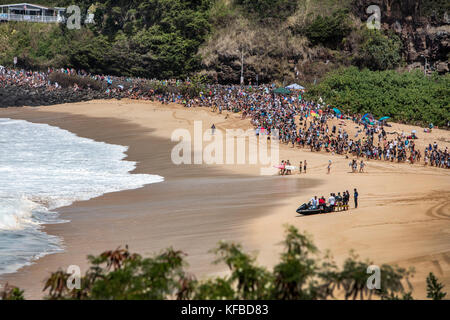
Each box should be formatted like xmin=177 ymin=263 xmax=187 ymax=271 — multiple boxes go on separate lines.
xmin=286 ymin=83 xmax=305 ymax=90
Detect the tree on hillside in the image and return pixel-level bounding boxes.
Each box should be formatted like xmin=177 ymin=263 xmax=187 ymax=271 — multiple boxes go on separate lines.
xmin=354 ymin=29 xmax=402 ymax=71
xmin=304 ymin=9 xmax=353 ymax=49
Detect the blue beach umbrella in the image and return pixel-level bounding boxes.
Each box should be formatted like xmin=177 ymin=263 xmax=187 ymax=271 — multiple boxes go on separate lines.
xmin=379 ymin=116 xmax=390 ymax=122
xmin=362 ymin=113 xmax=375 ymax=125
xmin=332 ymin=107 xmax=341 ymax=115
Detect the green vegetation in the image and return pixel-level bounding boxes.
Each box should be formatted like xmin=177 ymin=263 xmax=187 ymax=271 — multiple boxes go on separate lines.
xmin=427 ymin=272 xmax=447 ymax=300
xmin=306 ymin=67 xmax=450 ymax=126
xmin=353 ymin=29 xmax=402 ymax=71
xmin=304 ymin=9 xmax=352 ymax=48
xmin=0 ymin=0 xmax=212 ymax=78
xmin=421 ymin=0 xmax=450 ymax=21
xmin=0 ymin=284 xmax=24 ymax=300
xmin=235 ymin=0 xmax=299 ymax=21
xmin=1 ymin=225 xmax=447 ymax=300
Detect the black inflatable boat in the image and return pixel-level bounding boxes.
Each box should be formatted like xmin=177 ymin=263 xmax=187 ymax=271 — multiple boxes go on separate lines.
xmin=296 ymin=203 xmax=332 ymax=215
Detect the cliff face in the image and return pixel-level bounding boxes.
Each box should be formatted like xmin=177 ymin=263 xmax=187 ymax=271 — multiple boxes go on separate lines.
xmin=353 ymin=0 xmax=449 ymax=73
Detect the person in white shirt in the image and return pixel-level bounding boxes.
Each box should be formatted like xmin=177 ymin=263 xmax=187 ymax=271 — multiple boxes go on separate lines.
xmin=328 ymin=193 xmax=336 ymax=211
xmin=310 ymin=196 xmax=318 ymax=209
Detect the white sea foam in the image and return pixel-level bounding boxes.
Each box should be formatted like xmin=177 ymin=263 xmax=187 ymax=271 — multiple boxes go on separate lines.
xmin=0 ymin=118 xmax=164 ymax=274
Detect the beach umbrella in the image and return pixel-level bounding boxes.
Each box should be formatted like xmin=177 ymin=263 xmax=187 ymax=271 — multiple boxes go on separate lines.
xmin=310 ymin=111 xmax=319 ymax=118
xmin=379 ymin=116 xmax=390 ymax=122
xmin=332 ymin=107 xmax=342 ymax=115
xmin=362 ymin=113 xmax=375 ymax=125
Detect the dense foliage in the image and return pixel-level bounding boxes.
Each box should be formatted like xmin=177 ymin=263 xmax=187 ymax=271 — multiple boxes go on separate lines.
xmin=235 ymin=0 xmax=299 ymax=21
xmin=421 ymin=0 xmax=450 ymax=22
xmin=1 ymin=225 xmax=446 ymax=300
xmin=306 ymin=67 xmax=450 ymax=126
xmin=427 ymin=272 xmax=447 ymax=300
xmin=353 ymin=29 xmax=402 ymax=71
xmin=0 ymin=0 xmax=212 ymax=78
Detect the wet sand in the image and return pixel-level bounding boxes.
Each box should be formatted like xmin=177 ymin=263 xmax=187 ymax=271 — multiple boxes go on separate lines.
xmin=0 ymin=99 xmax=449 ymax=299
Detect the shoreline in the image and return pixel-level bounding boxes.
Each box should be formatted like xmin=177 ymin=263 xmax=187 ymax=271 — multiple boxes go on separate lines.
xmin=0 ymin=99 xmax=449 ymax=299
xmin=0 ymin=100 xmax=316 ymax=299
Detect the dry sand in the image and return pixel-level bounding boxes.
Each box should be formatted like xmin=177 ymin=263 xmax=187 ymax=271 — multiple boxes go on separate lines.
xmin=0 ymin=99 xmax=449 ymax=299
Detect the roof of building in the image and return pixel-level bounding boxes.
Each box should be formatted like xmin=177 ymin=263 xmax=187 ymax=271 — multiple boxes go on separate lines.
xmin=0 ymin=3 xmax=65 ymax=10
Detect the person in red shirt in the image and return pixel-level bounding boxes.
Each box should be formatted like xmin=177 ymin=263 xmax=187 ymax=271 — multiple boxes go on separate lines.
xmin=318 ymin=196 xmax=326 ymax=212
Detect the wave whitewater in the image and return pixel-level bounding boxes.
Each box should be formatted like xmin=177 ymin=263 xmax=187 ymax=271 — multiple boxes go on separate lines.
xmin=0 ymin=118 xmax=164 ymax=275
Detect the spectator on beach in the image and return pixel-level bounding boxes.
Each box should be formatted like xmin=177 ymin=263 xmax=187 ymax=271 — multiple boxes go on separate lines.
xmin=328 ymin=193 xmax=336 ymax=211
xmin=343 ymin=190 xmax=350 ymax=210
xmin=310 ymin=196 xmax=318 ymax=209
xmin=360 ymin=160 xmax=365 ymax=173
xmin=354 ymin=188 xmax=359 ymax=208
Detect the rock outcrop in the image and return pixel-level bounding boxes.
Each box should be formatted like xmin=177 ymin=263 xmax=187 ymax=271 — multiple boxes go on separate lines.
xmin=0 ymin=86 xmax=123 ymax=108
xmin=353 ymin=0 xmax=449 ymax=73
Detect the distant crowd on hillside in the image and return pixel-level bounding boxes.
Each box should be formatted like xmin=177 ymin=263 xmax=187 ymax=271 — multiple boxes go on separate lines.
xmin=1 ymin=67 xmax=193 ymax=102
xmin=1 ymin=66 xmax=448 ymax=169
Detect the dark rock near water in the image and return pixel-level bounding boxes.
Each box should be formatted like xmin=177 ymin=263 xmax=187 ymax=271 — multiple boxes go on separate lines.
xmin=0 ymin=86 xmax=126 ymax=108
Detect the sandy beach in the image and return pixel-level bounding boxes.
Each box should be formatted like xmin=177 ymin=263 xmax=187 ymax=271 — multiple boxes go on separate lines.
xmin=0 ymin=99 xmax=449 ymax=299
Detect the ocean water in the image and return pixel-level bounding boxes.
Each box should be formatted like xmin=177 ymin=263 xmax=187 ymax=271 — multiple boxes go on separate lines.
xmin=0 ymin=118 xmax=164 ymax=275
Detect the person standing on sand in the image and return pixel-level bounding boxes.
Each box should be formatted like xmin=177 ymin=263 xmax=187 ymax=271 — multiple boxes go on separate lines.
xmin=211 ymin=124 xmax=216 ymax=135
xmin=286 ymin=160 xmax=292 ymax=175
xmin=343 ymin=191 xmax=350 ymax=210
xmin=354 ymin=188 xmax=359 ymax=208
xmin=327 ymin=160 xmax=332 ymax=174
xmin=304 ymin=160 xmax=307 ymax=173
xmin=360 ymin=160 xmax=365 ymax=173
xmin=328 ymin=193 xmax=336 ymax=212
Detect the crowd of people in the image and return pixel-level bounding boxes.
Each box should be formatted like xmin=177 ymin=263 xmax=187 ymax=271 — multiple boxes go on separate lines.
xmin=185 ymin=85 xmax=449 ymax=170
xmin=300 ymin=188 xmax=359 ymax=214
xmin=0 ymin=67 xmax=50 ymax=89
xmin=1 ymin=66 xmax=448 ymax=169
xmin=0 ymin=66 xmax=185 ymax=103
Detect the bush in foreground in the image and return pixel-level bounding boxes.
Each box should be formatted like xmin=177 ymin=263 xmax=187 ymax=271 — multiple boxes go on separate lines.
xmin=0 ymin=225 xmax=446 ymax=300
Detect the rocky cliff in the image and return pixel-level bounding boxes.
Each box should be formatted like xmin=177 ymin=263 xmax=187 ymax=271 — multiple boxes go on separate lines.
xmin=199 ymin=0 xmax=449 ymax=83
xmin=353 ymin=0 xmax=449 ymax=73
